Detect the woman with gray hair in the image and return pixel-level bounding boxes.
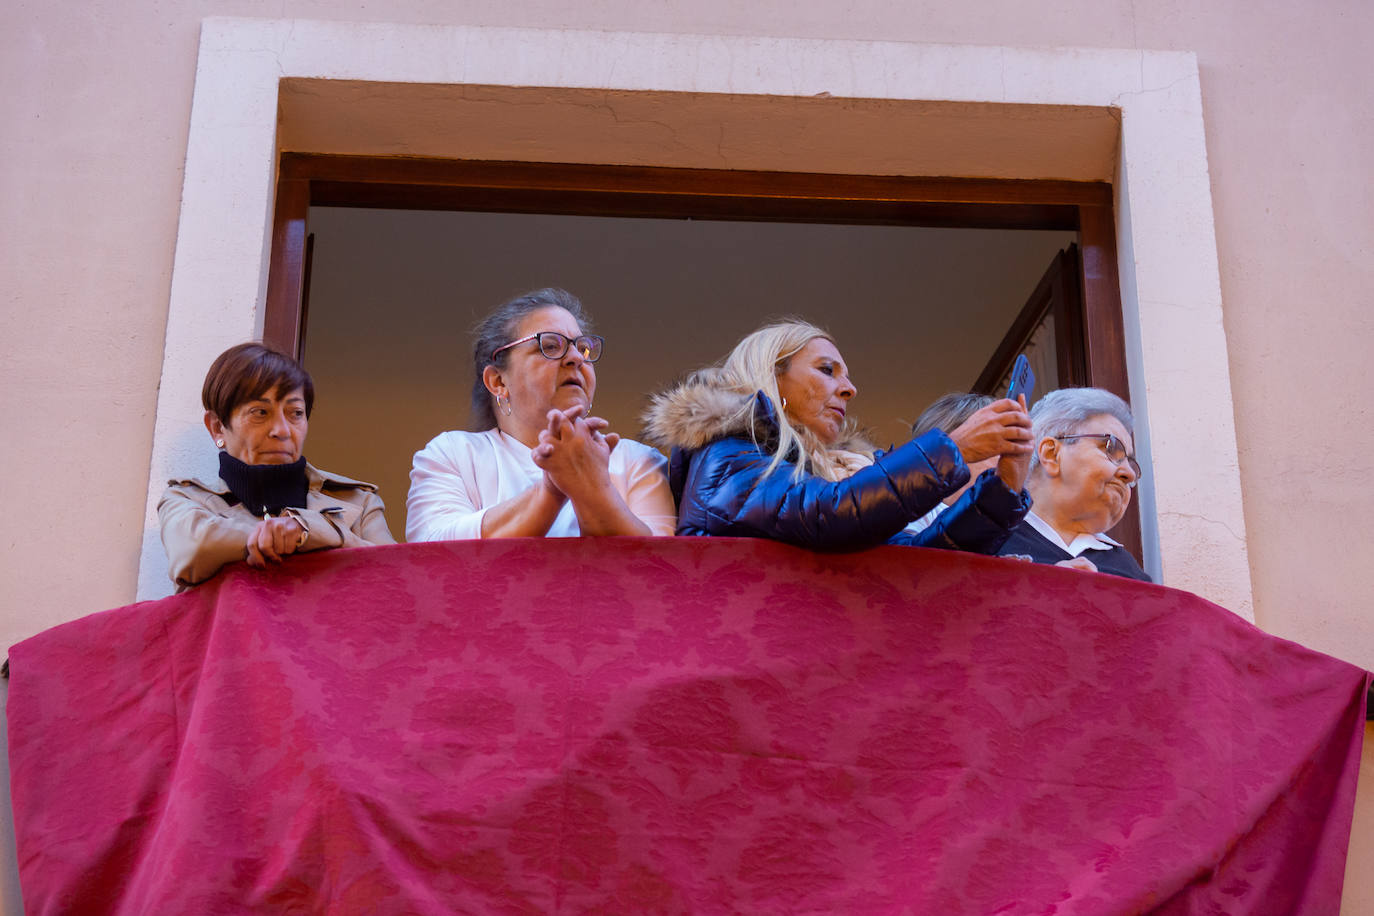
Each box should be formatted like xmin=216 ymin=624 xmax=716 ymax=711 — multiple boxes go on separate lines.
xmin=406 ymin=288 xmax=675 ymax=540
xmin=997 ymin=387 xmax=1151 ymax=581
xmin=905 ymin=392 xmax=996 ymax=535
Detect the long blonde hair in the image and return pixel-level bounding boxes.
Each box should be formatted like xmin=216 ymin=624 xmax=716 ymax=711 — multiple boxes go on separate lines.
xmin=715 ymin=319 xmax=867 ymax=482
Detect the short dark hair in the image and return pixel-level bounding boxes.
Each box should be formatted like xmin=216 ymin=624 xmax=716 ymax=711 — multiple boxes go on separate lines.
xmin=469 ymin=288 xmax=592 ymax=430
xmin=912 ymin=392 xmax=993 ymax=439
xmin=202 ymin=343 xmax=314 ymax=426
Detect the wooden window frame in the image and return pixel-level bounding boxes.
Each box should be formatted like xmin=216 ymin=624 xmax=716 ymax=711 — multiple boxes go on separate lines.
xmin=973 ymin=244 xmax=1086 ymax=395
xmin=265 ymin=152 xmax=1137 ymax=555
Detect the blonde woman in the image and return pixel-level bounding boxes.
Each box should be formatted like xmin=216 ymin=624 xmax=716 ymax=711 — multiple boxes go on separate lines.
xmin=643 ymin=320 xmax=1033 ymax=552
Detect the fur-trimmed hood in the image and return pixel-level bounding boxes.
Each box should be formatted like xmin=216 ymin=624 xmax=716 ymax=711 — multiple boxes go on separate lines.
xmin=641 ymin=368 xmax=875 ymax=455
xmin=642 ymin=370 xmax=762 ymax=451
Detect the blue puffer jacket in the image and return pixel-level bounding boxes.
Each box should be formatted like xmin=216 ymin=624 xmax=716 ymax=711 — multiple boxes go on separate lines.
xmin=642 ymin=383 xmax=1030 ymax=554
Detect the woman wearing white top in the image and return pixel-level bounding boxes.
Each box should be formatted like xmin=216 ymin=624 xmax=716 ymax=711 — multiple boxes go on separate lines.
xmin=407 ymin=288 xmax=676 ymax=541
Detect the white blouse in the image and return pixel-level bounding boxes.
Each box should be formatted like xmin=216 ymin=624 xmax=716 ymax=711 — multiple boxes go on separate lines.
xmin=406 ymin=427 xmax=677 ymax=541
xmin=1022 ymin=509 xmax=1124 ymax=557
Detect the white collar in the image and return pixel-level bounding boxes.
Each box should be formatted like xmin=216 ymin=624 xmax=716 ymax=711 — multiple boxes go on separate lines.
xmin=1024 ymin=510 xmax=1122 ymax=557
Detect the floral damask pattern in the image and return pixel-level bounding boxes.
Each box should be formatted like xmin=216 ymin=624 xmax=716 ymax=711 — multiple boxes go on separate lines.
xmin=8 ymin=538 xmax=1369 ymax=914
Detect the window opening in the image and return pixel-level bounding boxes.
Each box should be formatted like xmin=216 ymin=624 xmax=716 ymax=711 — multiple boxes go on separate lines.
xmin=268 ymin=154 xmax=1136 ymax=555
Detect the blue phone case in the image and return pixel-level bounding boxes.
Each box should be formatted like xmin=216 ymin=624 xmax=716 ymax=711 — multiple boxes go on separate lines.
xmin=1007 ymin=354 xmax=1035 ymax=404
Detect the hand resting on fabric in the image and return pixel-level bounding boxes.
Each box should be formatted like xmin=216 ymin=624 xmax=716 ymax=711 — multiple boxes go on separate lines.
xmin=246 ymin=516 xmax=307 ymax=568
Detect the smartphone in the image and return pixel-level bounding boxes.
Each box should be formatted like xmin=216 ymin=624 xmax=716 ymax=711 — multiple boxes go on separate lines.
xmin=1006 ymin=353 xmax=1035 ymax=405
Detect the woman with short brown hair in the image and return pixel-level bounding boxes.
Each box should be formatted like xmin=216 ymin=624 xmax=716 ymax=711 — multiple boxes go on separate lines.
xmin=157 ymin=343 xmax=394 ymax=589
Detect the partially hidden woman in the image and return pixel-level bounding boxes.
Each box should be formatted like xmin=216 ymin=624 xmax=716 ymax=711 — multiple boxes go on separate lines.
xmin=905 ymin=391 xmax=996 ymax=535
xmin=643 ymin=320 xmax=1034 ymax=553
xmin=158 ymin=343 xmax=395 ymax=590
xmin=406 ymin=288 xmax=676 ymax=540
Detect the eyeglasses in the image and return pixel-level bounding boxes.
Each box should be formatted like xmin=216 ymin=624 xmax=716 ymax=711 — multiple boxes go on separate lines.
xmin=1055 ymin=433 xmax=1142 ymax=487
xmin=492 ymin=331 xmax=604 ymax=363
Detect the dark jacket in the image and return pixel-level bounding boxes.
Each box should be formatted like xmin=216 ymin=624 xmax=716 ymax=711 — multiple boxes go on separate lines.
xmin=642 ymin=380 xmax=1030 ymax=553
xmin=998 ymin=520 xmax=1153 ymax=582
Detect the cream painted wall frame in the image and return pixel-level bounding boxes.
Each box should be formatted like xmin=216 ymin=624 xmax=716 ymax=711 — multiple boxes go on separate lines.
xmin=139 ymin=18 xmax=1252 ymax=619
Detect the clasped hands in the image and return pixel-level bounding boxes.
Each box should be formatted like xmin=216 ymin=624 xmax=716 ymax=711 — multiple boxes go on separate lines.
xmin=246 ymin=514 xmax=306 ymax=568
xmin=530 ymin=405 xmax=619 ymax=502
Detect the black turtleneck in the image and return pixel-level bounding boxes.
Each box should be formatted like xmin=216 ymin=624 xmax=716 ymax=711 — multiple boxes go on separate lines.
xmin=218 ymin=452 xmax=309 ymax=517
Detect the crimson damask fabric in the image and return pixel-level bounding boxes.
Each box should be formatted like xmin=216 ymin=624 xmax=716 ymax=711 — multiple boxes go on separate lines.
xmin=8 ymin=539 xmax=1369 ymax=914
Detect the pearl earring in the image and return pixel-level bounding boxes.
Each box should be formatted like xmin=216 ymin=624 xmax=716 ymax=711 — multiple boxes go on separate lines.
xmin=216 ymin=439 xmax=225 ymax=448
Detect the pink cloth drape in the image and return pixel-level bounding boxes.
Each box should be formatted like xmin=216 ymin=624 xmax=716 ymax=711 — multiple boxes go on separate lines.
xmin=8 ymin=539 xmax=1369 ymax=914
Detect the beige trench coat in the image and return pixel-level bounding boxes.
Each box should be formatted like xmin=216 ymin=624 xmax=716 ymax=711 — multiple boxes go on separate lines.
xmin=158 ymin=462 xmax=395 ymax=589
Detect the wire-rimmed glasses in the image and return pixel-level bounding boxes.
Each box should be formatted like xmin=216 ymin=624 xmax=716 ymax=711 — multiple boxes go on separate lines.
xmin=1055 ymin=433 xmax=1142 ymax=486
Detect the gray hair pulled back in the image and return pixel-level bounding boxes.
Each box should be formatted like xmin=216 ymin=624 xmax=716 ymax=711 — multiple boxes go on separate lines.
xmin=469 ymin=288 xmax=592 ymax=431
xmin=912 ymin=392 xmax=994 ymax=439
xmin=1029 ymin=387 xmax=1134 ymax=470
